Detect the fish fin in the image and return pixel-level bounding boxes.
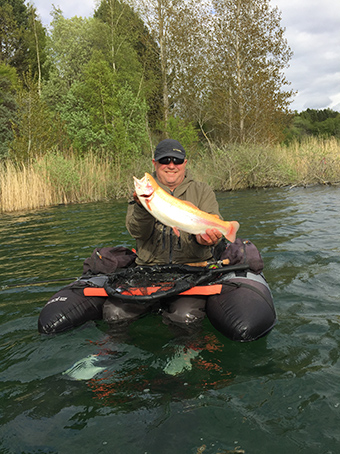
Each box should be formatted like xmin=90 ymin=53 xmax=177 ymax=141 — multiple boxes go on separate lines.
xmin=225 ymin=221 xmax=240 ymax=243
xmin=146 ymin=199 xmax=152 ymax=211
xmin=173 ymin=227 xmax=181 ymax=237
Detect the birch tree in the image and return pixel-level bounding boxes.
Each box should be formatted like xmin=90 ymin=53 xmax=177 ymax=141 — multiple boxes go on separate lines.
xmin=95 ymin=0 xmax=162 ymax=128
xmin=126 ymin=0 xmax=203 ymax=133
xmin=165 ymin=0 xmax=213 ymax=143
xmin=209 ymin=0 xmax=294 ymax=143
xmin=26 ymin=4 xmax=46 ymax=96
xmin=125 ymin=0 xmax=173 ymax=131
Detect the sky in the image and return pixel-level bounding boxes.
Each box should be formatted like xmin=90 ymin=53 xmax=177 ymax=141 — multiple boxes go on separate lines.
xmin=32 ymin=0 xmax=340 ymax=113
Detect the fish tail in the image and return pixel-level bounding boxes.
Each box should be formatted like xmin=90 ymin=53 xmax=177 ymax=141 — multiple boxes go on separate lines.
xmin=225 ymin=221 xmax=240 ymax=243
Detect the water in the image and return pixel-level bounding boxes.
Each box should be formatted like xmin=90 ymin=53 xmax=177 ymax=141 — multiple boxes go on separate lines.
xmin=0 ymin=186 xmax=339 ymax=454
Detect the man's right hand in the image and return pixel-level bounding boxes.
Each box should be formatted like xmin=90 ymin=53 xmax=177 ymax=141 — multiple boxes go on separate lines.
xmin=196 ymin=228 xmax=222 ymax=246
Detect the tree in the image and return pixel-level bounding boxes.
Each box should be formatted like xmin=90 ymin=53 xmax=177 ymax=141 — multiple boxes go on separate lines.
xmin=161 ymin=0 xmax=212 ymax=145
xmin=95 ymin=0 xmax=162 ymax=129
xmin=10 ymin=72 xmax=65 ymax=160
xmin=58 ymin=50 xmax=148 ymax=157
xmin=42 ymin=11 xmax=107 ymax=144
xmin=43 ymin=8 xmax=150 ymax=156
xmin=125 ymin=0 xmax=209 ymax=139
xmin=124 ymin=0 xmax=174 ymax=133
xmin=208 ymin=0 xmax=294 ymax=144
xmin=0 ymin=0 xmax=47 ymax=79
xmin=126 ymin=0 xmax=294 ymax=145
xmin=284 ymin=109 xmax=340 ymax=142
xmin=44 ymin=8 xmax=96 ymax=90
xmin=0 ymin=1 xmax=26 ymax=68
xmin=0 ymin=62 xmax=18 ymax=158
xmin=0 ymin=1 xmax=47 ymax=158
xmin=26 ymin=4 xmax=47 ymax=95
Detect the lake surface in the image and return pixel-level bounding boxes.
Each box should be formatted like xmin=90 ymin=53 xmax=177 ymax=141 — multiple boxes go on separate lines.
xmin=0 ymin=186 xmax=339 ymax=454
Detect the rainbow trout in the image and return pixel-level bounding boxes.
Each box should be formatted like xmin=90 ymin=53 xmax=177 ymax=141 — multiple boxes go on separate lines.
xmin=133 ymin=173 xmax=239 ymax=243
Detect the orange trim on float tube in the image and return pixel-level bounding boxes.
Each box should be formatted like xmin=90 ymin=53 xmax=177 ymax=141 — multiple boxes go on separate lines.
xmin=83 ymin=284 xmax=223 ymax=298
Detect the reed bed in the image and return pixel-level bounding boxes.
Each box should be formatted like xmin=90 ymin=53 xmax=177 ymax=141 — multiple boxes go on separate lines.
xmin=0 ymin=152 xmax=144 ymax=213
xmin=1 ymin=160 xmax=52 ymax=212
xmin=191 ymin=137 xmax=340 ymax=190
xmin=1 ymin=138 xmax=339 ymax=213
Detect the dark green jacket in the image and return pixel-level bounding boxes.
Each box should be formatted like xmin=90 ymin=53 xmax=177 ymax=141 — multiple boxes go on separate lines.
xmin=126 ymin=170 xmax=222 ymax=265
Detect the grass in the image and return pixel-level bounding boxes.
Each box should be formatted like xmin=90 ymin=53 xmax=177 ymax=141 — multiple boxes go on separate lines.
xmin=1 ymin=137 xmax=340 ymax=213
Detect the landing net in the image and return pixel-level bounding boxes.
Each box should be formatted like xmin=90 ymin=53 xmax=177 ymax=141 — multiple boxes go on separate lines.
xmin=104 ymin=263 xmax=250 ymax=302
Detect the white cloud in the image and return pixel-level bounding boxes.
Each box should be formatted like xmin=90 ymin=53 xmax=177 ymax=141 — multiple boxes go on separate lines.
xmin=274 ymin=0 xmax=340 ymax=112
xmin=33 ymin=0 xmax=96 ymax=26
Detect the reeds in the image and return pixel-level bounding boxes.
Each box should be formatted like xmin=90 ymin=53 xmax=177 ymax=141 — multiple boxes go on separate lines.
xmin=1 ymin=138 xmax=339 ymax=213
xmin=1 ymin=160 xmax=53 ymax=212
xmin=191 ymin=137 xmax=340 ymax=190
xmin=277 ymin=136 xmax=340 ymax=186
xmin=0 ymin=151 xmax=146 ymax=213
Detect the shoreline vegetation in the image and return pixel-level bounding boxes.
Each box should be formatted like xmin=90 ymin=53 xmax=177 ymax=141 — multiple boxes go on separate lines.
xmin=1 ymin=137 xmax=340 ymax=214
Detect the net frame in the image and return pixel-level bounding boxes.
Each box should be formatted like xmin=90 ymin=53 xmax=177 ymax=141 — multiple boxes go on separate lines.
xmin=103 ymin=263 xmax=250 ymax=303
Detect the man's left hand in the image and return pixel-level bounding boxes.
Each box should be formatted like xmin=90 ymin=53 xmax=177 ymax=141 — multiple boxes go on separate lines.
xmin=196 ymin=228 xmax=222 ymax=246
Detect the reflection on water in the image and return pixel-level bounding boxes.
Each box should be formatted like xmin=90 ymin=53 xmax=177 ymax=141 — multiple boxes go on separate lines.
xmin=0 ymin=186 xmax=340 ymax=454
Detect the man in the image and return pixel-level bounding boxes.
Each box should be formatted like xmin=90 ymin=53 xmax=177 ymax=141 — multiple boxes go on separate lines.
xmin=126 ymin=138 xmax=222 ymax=265
xmin=103 ymin=139 xmax=224 ymax=325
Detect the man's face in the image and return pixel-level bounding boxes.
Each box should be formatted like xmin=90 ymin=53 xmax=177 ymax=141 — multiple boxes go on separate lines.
xmin=153 ymin=157 xmax=188 ymax=191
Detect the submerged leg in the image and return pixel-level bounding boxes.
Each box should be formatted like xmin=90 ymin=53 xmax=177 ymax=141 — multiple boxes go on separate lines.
xmin=161 ymin=295 xmax=207 ymax=326
xmin=103 ymin=297 xmax=152 ymax=323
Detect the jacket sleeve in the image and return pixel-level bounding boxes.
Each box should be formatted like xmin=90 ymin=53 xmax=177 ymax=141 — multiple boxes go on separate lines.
xmin=126 ymin=201 xmax=155 ymax=240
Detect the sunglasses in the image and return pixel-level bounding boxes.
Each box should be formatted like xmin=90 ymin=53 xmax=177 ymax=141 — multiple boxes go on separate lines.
xmin=158 ymin=156 xmax=185 ymax=165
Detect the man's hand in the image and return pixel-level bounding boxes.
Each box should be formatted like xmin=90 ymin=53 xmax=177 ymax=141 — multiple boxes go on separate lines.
xmin=196 ymin=228 xmax=222 ymax=246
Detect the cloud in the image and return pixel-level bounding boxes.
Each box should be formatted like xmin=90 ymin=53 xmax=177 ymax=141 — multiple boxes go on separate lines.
xmin=33 ymin=0 xmax=96 ymax=26
xmin=274 ymin=0 xmax=340 ymax=112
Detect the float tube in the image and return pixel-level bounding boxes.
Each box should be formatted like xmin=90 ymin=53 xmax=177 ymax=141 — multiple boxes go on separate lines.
xmin=206 ymin=271 xmax=276 ymax=341
xmin=38 ymin=243 xmax=277 ymax=342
